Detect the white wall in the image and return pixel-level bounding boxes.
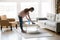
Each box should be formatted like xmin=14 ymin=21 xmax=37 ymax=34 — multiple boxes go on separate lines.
xmin=39 ymin=0 xmax=56 ymax=18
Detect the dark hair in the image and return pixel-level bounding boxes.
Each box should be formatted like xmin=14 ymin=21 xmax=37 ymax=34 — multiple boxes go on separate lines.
xmin=29 ymin=7 xmax=34 ymax=11
xmin=24 ymin=7 xmax=34 ymax=13
xmin=24 ymin=8 xmax=29 ymax=13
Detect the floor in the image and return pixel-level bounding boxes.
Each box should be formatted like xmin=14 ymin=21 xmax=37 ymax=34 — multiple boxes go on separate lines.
xmin=0 ymin=27 xmax=60 ymax=40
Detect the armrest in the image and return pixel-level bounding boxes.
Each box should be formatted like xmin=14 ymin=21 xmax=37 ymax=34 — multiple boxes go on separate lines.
xmin=56 ymin=22 xmax=60 ymax=33
xmin=7 ymin=18 xmax=15 ymax=22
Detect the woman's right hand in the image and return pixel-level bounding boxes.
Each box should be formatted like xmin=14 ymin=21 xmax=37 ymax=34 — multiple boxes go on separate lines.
xmin=32 ymin=22 xmax=35 ymax=24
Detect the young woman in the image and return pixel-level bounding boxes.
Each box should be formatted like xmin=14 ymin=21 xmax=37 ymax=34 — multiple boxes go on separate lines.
xmin=18 ymin=7 xmax=35 ymax=33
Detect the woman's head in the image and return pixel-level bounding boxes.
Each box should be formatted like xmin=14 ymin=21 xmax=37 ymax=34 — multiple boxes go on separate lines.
xmin=29 ymin=7 xmax=34 ymax=12
xmin=24 ymin=7 xmax=34 ymax=13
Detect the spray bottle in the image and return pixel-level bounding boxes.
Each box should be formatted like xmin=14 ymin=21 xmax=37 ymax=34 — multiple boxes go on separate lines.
xmin=28 ymin=19 xmax=30 ymax=24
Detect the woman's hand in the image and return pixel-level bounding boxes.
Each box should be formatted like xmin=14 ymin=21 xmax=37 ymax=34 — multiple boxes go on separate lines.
xmin=32 ymin=22 xmax=35 ymax=24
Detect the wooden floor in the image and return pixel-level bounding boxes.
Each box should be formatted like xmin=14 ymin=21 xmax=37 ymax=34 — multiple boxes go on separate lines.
xmin=0 ymin=27 xmax=60 ymax=40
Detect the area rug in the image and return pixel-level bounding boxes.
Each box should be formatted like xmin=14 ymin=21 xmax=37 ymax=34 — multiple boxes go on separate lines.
xmin=13 ymin=28 xmax=53 ymax=38
xmin=21 ymin=31 xmax=53 ymax=38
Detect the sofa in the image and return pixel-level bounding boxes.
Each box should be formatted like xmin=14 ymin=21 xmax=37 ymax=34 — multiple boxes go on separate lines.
xmin=38 ymin=13 xmax=60 ymax=33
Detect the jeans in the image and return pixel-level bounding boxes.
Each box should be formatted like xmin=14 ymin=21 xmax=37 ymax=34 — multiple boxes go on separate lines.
xmin=18 ymin=16 xmax=23 ymax=31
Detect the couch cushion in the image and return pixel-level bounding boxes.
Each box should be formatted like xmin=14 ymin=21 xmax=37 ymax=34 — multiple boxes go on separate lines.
xmin=47 ymin=13 xmax=56 ymax=21
xmin=1 ymin=15 xmax=7 ymax=20
xmin=45 ymin=20 xmax=56 ymax=27
xmin=56 ymin=14 xmax=60 ymax=22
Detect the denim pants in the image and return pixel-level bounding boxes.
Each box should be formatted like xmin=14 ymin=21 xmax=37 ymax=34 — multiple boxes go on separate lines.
xmin=18 ymin=16 xmax=23 ymax=31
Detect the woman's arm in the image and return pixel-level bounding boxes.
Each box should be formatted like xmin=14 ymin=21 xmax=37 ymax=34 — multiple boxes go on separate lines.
xmin=26 ymin=16 xmax=29 ymax=20
xmin=28 ymin=14 xmax=35 ymax=24
xmin=28 ymin=14 xmax=32 ymax=22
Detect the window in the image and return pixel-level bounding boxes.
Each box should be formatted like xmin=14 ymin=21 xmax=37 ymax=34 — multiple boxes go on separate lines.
xmin=0 ymin=2 xmax=17 ymax=20
xmin=41 ymin=2 xmax=52 ymax=18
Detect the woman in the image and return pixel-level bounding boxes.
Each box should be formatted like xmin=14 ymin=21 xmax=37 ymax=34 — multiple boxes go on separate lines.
xmin=18 ymin=7 xmax=35 ymax=33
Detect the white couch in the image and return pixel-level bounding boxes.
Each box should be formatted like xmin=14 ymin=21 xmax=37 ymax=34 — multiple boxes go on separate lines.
xmin=38 ymin=13 xmax=60 ymax=33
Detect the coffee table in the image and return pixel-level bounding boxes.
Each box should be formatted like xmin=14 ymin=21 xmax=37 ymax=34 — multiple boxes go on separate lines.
xmin=23 ymin=23 xmax=40 ymax=33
